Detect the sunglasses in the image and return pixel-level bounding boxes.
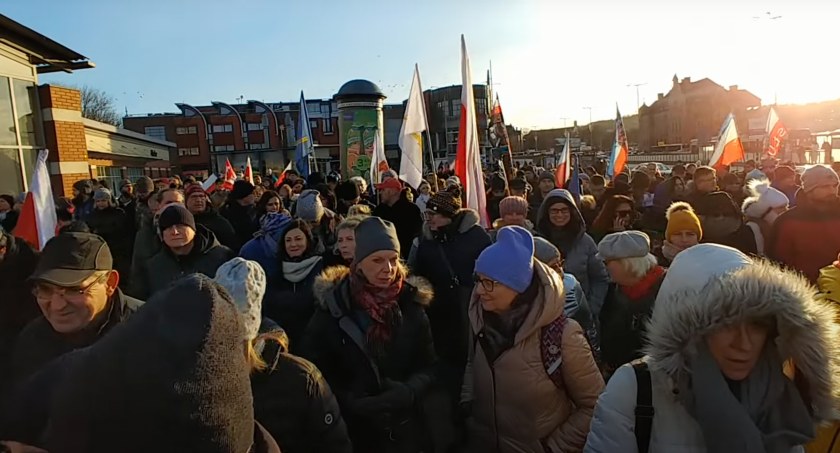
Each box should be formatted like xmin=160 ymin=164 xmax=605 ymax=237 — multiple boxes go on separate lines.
xmin=615 ymin=210 xmax=633 ymax=218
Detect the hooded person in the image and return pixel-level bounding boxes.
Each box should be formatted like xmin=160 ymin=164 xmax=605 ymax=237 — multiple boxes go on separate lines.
xmin=239 ymin=212 xmax=293 ymax=279
xmin=185 ymin=184 xmax=239 ymax=250
xmin=585 ymin=244 xmax=840 ymax=453
xmin=768 ymin=165 xmax=840 ymax=284
xmin=213 ymin=258 xmax=353 ymax=453
xmin=293 ymin=189 xmax=337 ymax=252
xmin=2 ymin=274 xmax=281 ymax=452
xmin=658 ymin=201 xmax=703 ymax=265
xmin=133 ymin=204 xmax=234 ymax=300
xmin=596 ymin=231 xmax=667 ymax=375
xmin=536 ymin=189 xmax=609 ymax=317
xmin=221 ymin=179 xmax=259 ymax=248
xmin=262 ymin=219 xmax=324 ymax=348
xmin=742 ymin=179 xmax=789 ymax=256
xmin=300 ymin=217 xmax=438 ymax=453
xmin=486 ymin=173 xmax=509 ymax=222
xmin=694 ymin=190 xmax=758 ymax=255
xmin=410 ymin=187 xmax=492 ymax=402
xmin=71 ymin=179 xmax=94 ymax=223
xmin=462 ymin=226 xmax=604 ymax=452
xmin=86 ymin=188 xmax=133 ymax=289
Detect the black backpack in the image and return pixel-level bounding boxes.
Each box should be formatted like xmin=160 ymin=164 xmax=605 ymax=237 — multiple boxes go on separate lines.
xmin=633 ymin=361 xmax=655 ymax=453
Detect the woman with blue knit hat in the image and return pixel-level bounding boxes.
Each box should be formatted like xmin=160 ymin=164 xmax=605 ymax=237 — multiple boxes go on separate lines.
xmin=462 ymin=226 xmax=604 ymax=452
xmin=300 ymin=216 xmax=438 ymax=453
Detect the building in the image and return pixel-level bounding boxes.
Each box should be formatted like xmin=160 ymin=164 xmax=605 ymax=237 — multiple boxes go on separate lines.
xmin=0 ymin=14 xmax=174 ymax=197
xmin=638 ymin=75 xmax=761 ymax=152
xmin=124 ymin=83 xmax=492 ymax=176
xmin=123 ymin=98 xmax=341 ymax=177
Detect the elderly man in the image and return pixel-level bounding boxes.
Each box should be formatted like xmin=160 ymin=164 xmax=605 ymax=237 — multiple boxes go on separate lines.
xmin=184 ymin=184 xmax=238 ymax=250
xmin=371 ymin=178 xmax=423 ymax=259
xmin=9 ymin=233 xmax=144 ymax=383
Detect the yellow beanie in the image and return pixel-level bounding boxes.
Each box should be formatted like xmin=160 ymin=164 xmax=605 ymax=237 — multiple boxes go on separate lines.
xmin=666 ymin=202 xmax=703 ymax=241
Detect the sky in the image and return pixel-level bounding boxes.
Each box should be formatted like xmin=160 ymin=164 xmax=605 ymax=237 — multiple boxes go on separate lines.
xmin=6 ymin=0 xmax=840 ymax=130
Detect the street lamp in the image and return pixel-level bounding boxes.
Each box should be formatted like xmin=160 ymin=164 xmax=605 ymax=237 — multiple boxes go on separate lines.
xmin=627 ymin=83 xmax=647 ymax=113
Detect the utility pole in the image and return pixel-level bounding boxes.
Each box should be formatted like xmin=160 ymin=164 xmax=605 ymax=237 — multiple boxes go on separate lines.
xmin=582 ymin=107 xmax=593 ymax=152
xmin=627 ymin=83 xmax=647 ymax=113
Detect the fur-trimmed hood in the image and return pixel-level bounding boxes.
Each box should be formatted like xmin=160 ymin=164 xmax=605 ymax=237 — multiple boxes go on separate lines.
xmin=420 ymin=208 xmax=481 ymax=240
xmin=645 ymin=244 xmax=840 ymax=421
xmin=313 ymin=265 xmax=433 ymax=310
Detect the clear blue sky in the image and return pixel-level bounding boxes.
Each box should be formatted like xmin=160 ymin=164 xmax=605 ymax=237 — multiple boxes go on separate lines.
xmin=6 ymin=0 xmax=839 ymax=129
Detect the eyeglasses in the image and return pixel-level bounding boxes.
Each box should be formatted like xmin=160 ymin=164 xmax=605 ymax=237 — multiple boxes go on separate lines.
xmin=32 ymin=273 xmax=108 ymax=302
xmin=473 ymin=274 xmax=498 ymax=292
xmin=549 ymin=207 xmax=570 ymax=215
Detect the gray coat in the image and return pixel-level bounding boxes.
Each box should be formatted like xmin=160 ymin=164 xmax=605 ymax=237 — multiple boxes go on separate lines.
xmin=585 ymin=251 xmax=840 ymax=453
xmin=536 ymin=189 xmax=609 ymax=316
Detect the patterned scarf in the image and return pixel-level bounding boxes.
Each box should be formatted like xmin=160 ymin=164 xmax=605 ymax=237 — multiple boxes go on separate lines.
xmin=349 ymin=270 xmax=404 ymax=346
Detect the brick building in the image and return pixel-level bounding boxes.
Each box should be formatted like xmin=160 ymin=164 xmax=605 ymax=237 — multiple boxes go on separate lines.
xmin=638 ymin=75 xmax=761 ymax=152
xmin=0 ymin=14 xmax=174 ymax=198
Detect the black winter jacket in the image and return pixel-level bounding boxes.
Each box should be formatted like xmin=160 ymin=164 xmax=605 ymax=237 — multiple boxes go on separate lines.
xmin=0 ymin=232 xmax=39 ymax=392
xmin=263 ymin=257 xmax=324 ymax=350
xmin=300 ymin=266 xmax=437 ymax=453
xmin=194 ymin=206 xmax=239 ymax=251
xmin=372 ymin=198 xmax=423 ymax=260
xmin=252 ymin=318 xmax=353 ymax=453
xmin=221 ymin=201 xmax=258 ymax=249
xmin=86 ymin=207 xmax=134 ymax=284
xmin=133 ymin=226 xmax=234 ymax=300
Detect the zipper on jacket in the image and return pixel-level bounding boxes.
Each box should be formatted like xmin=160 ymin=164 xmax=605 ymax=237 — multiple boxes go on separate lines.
xmin=480 ymin=331 xmax=502 ymax=452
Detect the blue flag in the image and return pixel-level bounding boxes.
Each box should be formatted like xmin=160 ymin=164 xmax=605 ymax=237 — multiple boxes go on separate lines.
xmin=294 ymin=91 xmax=314 ymax=177
xmin=569 ymin=154 xmax=582 ymax=204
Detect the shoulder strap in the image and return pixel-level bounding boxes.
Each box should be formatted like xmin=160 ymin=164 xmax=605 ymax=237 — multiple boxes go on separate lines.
xmin=435 ymin=242 xmax=460 ymax=287
xmin=540 ymin=316 xmax=566 ymax=389
xmin=325 ymin=286 xmax=382 ymax=387
xmin=632 ymin=360 xmax=654 ymax=453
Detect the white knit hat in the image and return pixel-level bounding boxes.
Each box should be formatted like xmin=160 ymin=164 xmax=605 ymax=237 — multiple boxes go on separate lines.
xmin=742 ymin=179 xmax=789 ymax=219
xmin=656 ymin=243 xmax=752 ymax=306
xmin=213 ymin=258 xmax=266 ymax=341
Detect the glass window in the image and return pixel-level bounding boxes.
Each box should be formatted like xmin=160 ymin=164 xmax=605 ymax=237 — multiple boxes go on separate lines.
xmin=144 ymin=126 xmax=167 ymax=141
xmin=0 ymin=77 xmax=17 ymax=146
xmin=0 ymin=148 xmax=23 ymax=195
xmin=248 ymin=123 xmax=262 ymax=131
xmin=13 ymin=80 xmax=41 ymax=147
xmin=310 ymin=120 xmax=318 ymax=129
xmin=323 ymin=118 xmax=333 ymax=134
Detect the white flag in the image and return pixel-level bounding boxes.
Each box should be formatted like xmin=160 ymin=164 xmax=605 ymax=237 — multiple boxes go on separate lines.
xmin=370 ymin=130 xmax=389 ymax=189
xmin=398 ymin=65 xmax=428 ymax=190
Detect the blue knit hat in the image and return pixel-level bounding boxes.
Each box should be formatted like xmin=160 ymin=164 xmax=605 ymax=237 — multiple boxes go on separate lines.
xmin=475 ymin=226 xmax=534 ymax=293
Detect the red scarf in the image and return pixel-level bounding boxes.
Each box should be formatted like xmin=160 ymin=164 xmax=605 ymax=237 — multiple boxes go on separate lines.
xmin=350 ymin=271 xmax=404 ymax=344
xmin=621 ymin=266 xmax=665 ymax=300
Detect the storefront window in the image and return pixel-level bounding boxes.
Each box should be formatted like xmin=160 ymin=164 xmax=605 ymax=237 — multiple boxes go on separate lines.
xmin=0 ymin=149 xmax=23 ymax=196
xmin=13 ymin=79 xmax=41 ymax=147
xmin=0 ymin=76 xmax=17 ymax=146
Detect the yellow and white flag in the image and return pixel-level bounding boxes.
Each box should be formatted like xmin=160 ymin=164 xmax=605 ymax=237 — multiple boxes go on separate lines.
xmin=398 ymin=65 xmax=428 ymax=190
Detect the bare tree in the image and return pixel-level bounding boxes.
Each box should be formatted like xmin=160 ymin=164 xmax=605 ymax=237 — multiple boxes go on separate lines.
xmin=79 ymin=86 xmax=121 ymax=126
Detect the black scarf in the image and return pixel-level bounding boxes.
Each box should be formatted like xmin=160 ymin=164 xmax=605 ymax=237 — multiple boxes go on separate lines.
xmin=480 ymin=274 xmax=539 ymax=363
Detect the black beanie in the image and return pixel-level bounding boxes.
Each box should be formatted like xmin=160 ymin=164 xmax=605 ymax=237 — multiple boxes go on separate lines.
xmin=335 ymin=180 xmax=360 ymax=201
xmin=229 ymin=180 xmax=255 ymax=200
xmin=158 ymin=204 xmax=196 ymax=233
xmin=490 ymin=173 xmax=507 ymax=192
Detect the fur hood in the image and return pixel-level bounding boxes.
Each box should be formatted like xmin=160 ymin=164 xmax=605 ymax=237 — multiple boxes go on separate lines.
xmin=312 ymin=265 xmax=434 ymax=310
xmin=645 ymin=244 xmax=840 ymax=421
xmin=420 ymin=208 xmax=481 ymax=240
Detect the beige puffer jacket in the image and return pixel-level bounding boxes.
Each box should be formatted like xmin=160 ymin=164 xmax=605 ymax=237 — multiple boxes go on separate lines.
xmin=462 ymin=261 xmax=604 ymax=452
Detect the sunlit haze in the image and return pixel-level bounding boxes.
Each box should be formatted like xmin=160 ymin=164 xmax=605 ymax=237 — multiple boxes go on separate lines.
xmin=6 ymin=0 xmax=839 ymax=129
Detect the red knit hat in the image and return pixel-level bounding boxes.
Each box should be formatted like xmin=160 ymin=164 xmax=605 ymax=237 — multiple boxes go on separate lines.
xmin=499 ymin=196 xmax=528 ymax=217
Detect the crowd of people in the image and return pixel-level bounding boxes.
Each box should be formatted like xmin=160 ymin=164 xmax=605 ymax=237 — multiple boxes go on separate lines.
xmin=0 ymin=156 xmax=840 ymax=453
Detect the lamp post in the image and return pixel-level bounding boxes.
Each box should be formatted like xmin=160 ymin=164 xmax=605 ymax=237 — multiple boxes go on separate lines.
xmin=627 ymin=83 xmax=647 ymax=113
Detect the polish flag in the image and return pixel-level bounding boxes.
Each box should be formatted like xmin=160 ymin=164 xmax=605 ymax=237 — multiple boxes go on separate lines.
xmin=454 ymin=35 xmax=488 ymax=227
xmin=765 ymin=107 xmax=788 ymax=157
xmin=223 ymin=159 xmax=236 ymax=190
xmin=201 ymin=174 xmax=218 ymax=193
xmin=554 ymin=135 xmax=571 ymax=189
xmin=709 ymin=114 xmax=745 ymax=170
xmin=244 ymin=157 xmax=254 ymax=185
xmin=274 ymin=161 xmax=294 ymax=188
xmin=13 ymin=149 xmax=57 ymax=250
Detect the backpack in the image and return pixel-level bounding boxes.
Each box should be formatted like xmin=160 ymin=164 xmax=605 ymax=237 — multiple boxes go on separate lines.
xmin=632 ymin=361 xmax=654 ymax=453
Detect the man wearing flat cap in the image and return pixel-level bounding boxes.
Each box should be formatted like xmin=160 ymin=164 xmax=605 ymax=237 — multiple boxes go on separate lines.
xmin=596 ymin=230 xmax=667 ymax=375
xmin=9 ymin=232 xmax=145 ymax=383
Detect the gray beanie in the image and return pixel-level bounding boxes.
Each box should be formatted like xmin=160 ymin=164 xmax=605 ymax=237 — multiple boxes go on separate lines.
xmin=802 ymin=165 xmax=839 ymax=193
xmin=354 ymin=217 xmax=400 ymax=263
xmin=213 ymin=258 xmax=266 ymax=341
xmin=533 ymin=236 xmax=562 ymax=264
xmin=295 ymin=189 xmax=324 ymax=223
xmin=93 ymin=187 xmax=113 ymax=202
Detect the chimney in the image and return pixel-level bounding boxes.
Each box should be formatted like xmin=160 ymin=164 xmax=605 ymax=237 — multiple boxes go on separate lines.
xmin=682 ymin=77 xmax=691 ymax=84
xmin=729 ymin=85 xmax=738 ymax=91
xmin=657 ymin=93 xmax=664 ymax=100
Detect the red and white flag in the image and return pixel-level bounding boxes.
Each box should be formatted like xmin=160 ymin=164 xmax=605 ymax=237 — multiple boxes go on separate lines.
xmin=13 ymin=149 xmax=57 ymax=250
xmin=709 ymin=114 xmax=745 ymax=170
xmin=554 ymin=135 xmax=571 ymax=189
xmin=244 ymin=157 xmax=254 ymax=185
xmin=223 ymin=159 xmax=236 ymax=190
xmin=274 ymin=161 xmax=294 ymax=188
xmin=765 ymin=107 xmax=788 ymax=157
xmin=454 ymin=35 xmax=488 ymax=227
xmin=201 ymin=174 xmax=218 ymax=193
